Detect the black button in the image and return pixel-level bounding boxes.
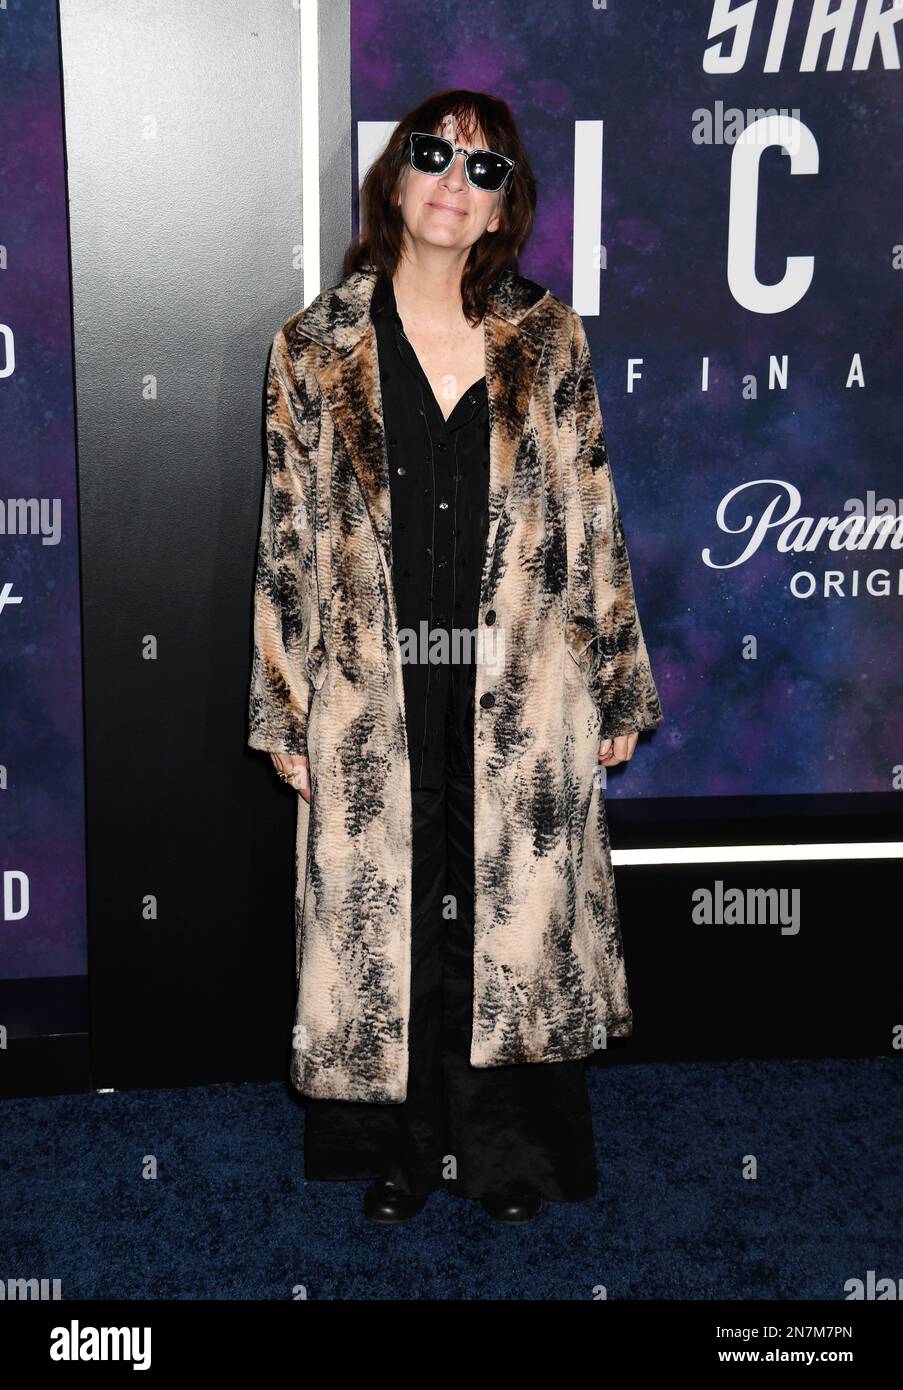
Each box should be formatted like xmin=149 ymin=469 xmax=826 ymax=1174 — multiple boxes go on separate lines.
xmin=437 ymin=442 xmax=447 ymax=451
xmin=485 ymin=610 xmax=496 ymax=625
xmin=479 ymin=692 xmax=495 ymax=708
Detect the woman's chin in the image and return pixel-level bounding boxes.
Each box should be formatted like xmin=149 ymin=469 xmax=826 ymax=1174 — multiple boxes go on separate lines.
xmin=413 ymin=227 xmax=472 ymax=252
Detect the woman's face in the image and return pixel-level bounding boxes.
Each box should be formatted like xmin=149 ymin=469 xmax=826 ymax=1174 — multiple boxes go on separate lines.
xmin=395 ymin=112 xmax=504 ymax=255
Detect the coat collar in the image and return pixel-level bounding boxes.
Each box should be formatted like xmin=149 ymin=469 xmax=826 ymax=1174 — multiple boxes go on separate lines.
xmin=295 ymin=265 xmax=550 ymax=619
xmin=292 ymin=263 xmax=549 ymax=352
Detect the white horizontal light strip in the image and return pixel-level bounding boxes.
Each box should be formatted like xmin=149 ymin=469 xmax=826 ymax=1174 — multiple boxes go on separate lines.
xmin=301 ymin=0 xmax=320 ymax=307
xmin=612 ymin=841 xmax=902 ymax=866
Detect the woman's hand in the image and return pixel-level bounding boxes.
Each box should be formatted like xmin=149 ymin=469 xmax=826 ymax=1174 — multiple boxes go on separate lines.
xmin=269 ymin=752 xmax=311 ymax=802
xmin=598 ymin=733 xmax=639 ymax=768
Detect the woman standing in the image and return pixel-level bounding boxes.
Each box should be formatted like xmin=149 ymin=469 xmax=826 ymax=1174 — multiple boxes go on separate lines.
xmin=248 ymin=90 xmax=664 ymax=1225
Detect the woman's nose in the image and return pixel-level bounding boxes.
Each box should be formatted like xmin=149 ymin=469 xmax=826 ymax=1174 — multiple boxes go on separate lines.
xmin=439 ymin=154 xmax=466 ymax=190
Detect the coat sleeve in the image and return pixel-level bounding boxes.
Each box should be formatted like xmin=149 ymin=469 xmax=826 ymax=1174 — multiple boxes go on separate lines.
xmin=247 ymin=329 xmax=314 ymax=758
xmin=567 ymin=311 xmax=665 ymax=741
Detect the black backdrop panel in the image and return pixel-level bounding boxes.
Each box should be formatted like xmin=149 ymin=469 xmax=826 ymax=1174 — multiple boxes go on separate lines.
xmin=63 ymin=0 xmax=317 ymax=1090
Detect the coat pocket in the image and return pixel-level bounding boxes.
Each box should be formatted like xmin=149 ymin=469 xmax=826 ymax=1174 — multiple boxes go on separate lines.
xmin=565 ymin=613 xmax=600 ymax=680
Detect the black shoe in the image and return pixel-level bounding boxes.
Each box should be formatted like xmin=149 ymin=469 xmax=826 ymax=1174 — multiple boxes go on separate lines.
xmin=363 ymin=1177 xmax=429 ymax=1224
xmin=480 ymin=1192 xmax=543 ymax=1225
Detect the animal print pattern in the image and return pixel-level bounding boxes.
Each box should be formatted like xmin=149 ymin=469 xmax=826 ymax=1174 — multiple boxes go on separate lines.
xmin=248 ymin=265 xmax=664 ymax=1102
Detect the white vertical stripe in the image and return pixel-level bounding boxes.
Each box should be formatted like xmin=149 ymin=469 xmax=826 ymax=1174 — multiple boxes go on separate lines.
xmin=300 ymin=0 xmax=320 ymax=307
xmin=572 ymin=119 xmax=604 ymax=317
xmin=357 ymin=120 xmax=399 ymax=197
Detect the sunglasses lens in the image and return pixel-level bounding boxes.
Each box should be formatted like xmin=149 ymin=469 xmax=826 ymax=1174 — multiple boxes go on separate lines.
xmin=410 ymin=134 xmax=452 ymax=174
xmin=465 ymin=151 xmax=512 ymax=191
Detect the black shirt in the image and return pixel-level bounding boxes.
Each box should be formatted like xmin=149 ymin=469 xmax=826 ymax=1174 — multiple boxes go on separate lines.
xmin=370 ymin=271 xmax=491 ymax=789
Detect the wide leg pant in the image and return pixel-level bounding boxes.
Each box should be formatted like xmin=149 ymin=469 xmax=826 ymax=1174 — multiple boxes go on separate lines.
xmin=302 ymin=722 xmax=599 ymax=1203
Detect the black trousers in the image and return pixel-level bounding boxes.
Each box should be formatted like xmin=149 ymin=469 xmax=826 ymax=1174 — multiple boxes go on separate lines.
xmin=302 ymin=716 xmax=599 ymax=1203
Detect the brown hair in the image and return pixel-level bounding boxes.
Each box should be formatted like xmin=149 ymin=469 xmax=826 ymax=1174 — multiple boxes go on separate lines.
xmin=343 ymin=89 xmax=537 ymax=325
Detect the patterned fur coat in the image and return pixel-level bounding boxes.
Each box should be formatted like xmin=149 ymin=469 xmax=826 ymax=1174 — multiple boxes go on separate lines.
xmin=247 ymin=264 xmax=664 ymax=1103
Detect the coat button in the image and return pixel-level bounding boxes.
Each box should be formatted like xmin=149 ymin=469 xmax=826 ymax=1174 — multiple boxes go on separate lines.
xmin=485 ymin=609 xmax=496 ymax=625
xmin=439 ymin=499 xmax=449 ymax=510
xmin=479 ymin=692 xmax=495 ymax=709
xmin=396 ymin=465 xmax=406 ymax=476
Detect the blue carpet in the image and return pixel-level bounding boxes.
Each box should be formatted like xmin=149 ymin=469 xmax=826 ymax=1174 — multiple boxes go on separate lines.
xmin=1 ymin=1059 xmax=899 ymax=1300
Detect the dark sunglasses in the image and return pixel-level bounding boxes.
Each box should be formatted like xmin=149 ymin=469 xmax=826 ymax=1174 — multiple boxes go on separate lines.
xmin=409 ymin=131 xmax=515 ymax=193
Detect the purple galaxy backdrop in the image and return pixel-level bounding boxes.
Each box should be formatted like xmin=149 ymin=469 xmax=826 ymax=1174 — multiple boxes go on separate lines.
xmin=350 ymin=0 xmax=903 ymax=798
xmin=1 ymin=0 xmax=87 ymax=977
